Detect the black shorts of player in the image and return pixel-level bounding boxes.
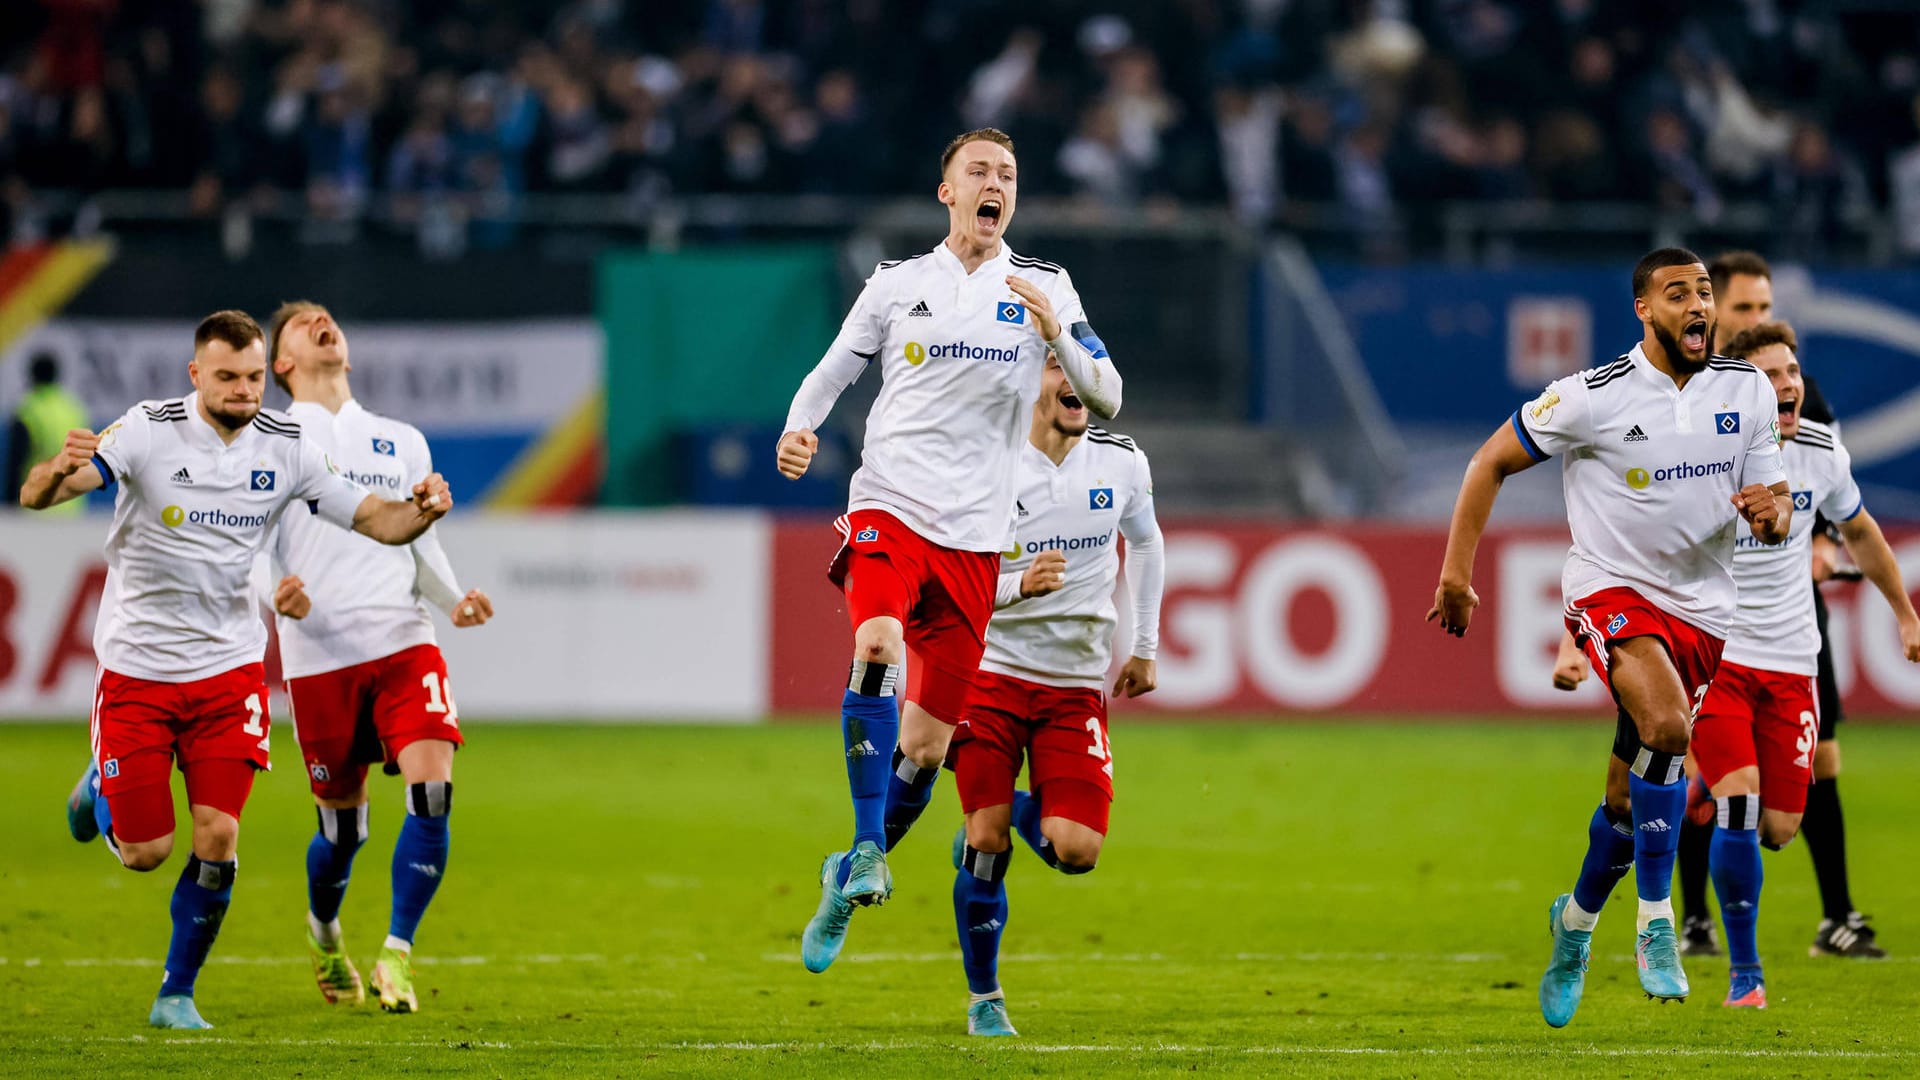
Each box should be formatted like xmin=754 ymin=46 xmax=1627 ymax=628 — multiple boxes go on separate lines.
xmin=1612 ymin=706 xmax=1641 ymax=765
xmin=1814 ymin=584 xmax=1843 ymax=741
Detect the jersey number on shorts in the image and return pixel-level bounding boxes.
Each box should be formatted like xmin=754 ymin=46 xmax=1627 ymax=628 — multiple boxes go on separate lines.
xmin=1084 ymin=717 xmax=1114 ymax=777
xmin=422 ymin=673 xmax=460 ymax=727
xmin=242 ymin=693 xmax=270 ymax=752
xmin=1688 ymin=684 xmax=1710 ymax=725
xmin=1794 ymin=709 xmax=1817 ymax=768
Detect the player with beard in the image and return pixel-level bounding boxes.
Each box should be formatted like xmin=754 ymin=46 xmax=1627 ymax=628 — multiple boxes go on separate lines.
xmin=1427 ymin=249 xmax=1791 ymax=1027
xmin=27 ymin=311 xmax=453 ymax=1029
xmin=262 ymin=302 xmax=495 ymax=1013
xmin=778 ymin=128 xmax=1122 ymax=973
xmin=946 ymin=350 xmax=1162 ymax=1036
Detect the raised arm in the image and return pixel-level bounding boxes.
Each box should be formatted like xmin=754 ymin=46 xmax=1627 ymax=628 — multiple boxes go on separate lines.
xmin=1006 ymin=273 xmax=1120 ymax=419
xmin=18 ymin=428 xmax=107 ymax=509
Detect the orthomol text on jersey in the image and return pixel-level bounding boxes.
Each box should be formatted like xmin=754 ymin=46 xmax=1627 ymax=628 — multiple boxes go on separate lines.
xmin=159 ymin=504 xmax=271 ymax=529
xmin=1623 ymin=458 xmax=1735 ymax=490
xmin=902 ymin=340 xmax=1022 ymax=367
xmin=1015 ymin=530 xmax=1114 ymax=555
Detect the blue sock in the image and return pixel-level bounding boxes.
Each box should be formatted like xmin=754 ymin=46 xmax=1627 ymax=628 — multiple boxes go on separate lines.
xmin=1012 ymin=790 xmax=1053 ymax=865
xmin=842 ymin=661 xmax=900 ymax=849
xmin=92 ymin=776 xmax=114 ymax=841
xmin=1628 ymin=758 xmax=1688 ymax=905
xmin=882 ymin=749 xmax=939 ymax=851
xmin=954 ymin=845 xmax=1011 ymax=995
xmin=1710 ymin=795 xmax=1764 ymax=971
xmin=389 ymin=783 xmax=451 ymax=947
xmin=159 ymin=856 xmax=236 ymax=998
xmin=306 ymin=805 xmax=368 ymax=926
xmin=1571 ymin=802 xmax=1636 ymax=913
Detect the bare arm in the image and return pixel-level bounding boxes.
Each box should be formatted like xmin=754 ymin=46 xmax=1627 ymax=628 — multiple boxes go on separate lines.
xmin=1427 ymin=422 xmax=1542 ymax=636
xmin=350 ymin=473 xmax=451 ymax=545
xmin=18 ymin=428 xmax=106 ymax=509
xmin=1838 ymin=508 xmax=1920 ymax=662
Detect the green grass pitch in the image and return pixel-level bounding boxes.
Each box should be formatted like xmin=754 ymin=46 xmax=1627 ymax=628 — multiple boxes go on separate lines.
xmin=2 ymin=719 xmax=1917 ymax=1077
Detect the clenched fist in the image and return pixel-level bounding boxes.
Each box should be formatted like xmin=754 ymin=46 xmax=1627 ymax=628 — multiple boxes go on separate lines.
xmin=412 ymin=473 xmax=452 ymax=519
xmin=777 ymin=429 xmax=818 ymax=480
xmin=1021 ymin=550 xmax=1067 ymax=598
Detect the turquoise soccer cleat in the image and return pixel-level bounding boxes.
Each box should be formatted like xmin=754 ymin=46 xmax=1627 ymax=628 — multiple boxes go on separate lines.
xmin=1539 ymin=894 xmax=1591 ymax=1028
xmin=67 ymin=760 xmax=100 ymax=843
xmin=149 ymin=994 xmax=212 ymax=1030
xmin=842 ymin=839 xmax=892 ymax=907
xmin=967 ymin=998 xmax=1018 ymax=1037
xmin=1636 ymin=917 xmax=1691 ymax=1001
xmin=801 ymin=852 xmax=855 ymax=974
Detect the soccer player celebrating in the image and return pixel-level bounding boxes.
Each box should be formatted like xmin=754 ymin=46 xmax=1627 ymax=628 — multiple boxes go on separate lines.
xmin=262 ymin=302 xmax=494 ymax=1013
xmin=1689 ymin=320 xmax=1920 ymax=1007
xmin=24 ymin=310 xmax=454 ymax=1030
xmin=778 ymin=127 xmax=1121 ymax=972
xmin=947 ymin=350 xmax=1162 ymax=1036
xmin=1427 ymin=249 xmax=1792 ymax=1027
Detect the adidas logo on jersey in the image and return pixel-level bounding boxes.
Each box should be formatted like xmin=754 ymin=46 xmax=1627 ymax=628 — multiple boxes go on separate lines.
xmin=1623 ymin=424 xmax=1648 ymax=443
xmin=170 ymin=467 xmax=194 ymax=485
xmin=908 ymin=300 xmax=933 ymax=317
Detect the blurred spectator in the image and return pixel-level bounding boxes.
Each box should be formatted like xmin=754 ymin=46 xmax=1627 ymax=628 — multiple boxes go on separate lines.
xmin=1774 ymin=121 xmax=1870 ymax=258
xmin=0 ymin=0 xmax=1910 ymax=254
xmin=6 ymin=352 xmax=89 ymax=517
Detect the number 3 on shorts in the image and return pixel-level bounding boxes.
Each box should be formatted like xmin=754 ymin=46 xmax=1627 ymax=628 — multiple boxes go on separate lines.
xmin=242 ymin=692 xmax=269 ymax=751
xmin=1084 ymin=717 xmax=1113 ymax=776
xmin=422 ymin=672 xmax=460 ymax=727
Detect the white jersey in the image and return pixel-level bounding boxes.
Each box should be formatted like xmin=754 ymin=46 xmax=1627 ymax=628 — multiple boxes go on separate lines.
xmin=269 ymin=400 xmax=461 ymax=679
xmin=90 ymin=396 xmax=368 ymax=683
xmin=1516 ymin=343 xmax=1787 ymax=637
xmin=784 ymin=242 xmax=1119 ymax=553
xmin=982 ymin=428 xmax=1163 ymax=689
xmin=1723 ymin=420 xmax=1861 ymax=676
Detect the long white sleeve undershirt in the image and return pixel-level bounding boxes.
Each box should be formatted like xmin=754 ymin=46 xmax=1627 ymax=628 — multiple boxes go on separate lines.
xmin=410 ymin=526 xmax=464 ymax=613
xmin=1117 ymin=504 xmax=1164 ymax=660
xmin=1047 ymin=328 xmax=1122 ymax=419
xmin=783 ymin=347 xmax=870 ymax=433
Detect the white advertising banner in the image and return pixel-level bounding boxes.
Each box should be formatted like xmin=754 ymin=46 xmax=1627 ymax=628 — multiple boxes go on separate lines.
xmin=0 ymin=318 xmax=600 ymax=430
xmin=0 ymin=512 xmax=769 ymax=721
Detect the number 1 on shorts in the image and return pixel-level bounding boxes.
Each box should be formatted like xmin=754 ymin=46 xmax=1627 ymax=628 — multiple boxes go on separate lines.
xmin=422 ymin=672 xmax=459 ymax=726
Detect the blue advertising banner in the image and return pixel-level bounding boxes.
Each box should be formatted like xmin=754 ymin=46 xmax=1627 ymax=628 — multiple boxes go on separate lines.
xmin=1322 ymin=264 xmax=1920 ymax=514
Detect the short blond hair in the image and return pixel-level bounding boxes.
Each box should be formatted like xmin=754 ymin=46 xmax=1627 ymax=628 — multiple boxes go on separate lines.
xmin=940 ymin=128 xmax=1016 ymax=178
xmin=266 ymin=300 xmax=330 ymax=395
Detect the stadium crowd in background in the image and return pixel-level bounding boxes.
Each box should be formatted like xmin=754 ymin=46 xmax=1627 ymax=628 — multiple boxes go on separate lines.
xmin=4 ymin=1 xmax=1920 ymax=250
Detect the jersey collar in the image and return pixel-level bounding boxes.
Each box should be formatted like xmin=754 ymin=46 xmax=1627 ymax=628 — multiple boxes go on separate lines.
xmin=287 ymin=398 xmax=361 ymax=424
xmin=932 ymin=239 xmax=1013 ymax=279
xmin=183 ymin=393 xmax=254 ymax=450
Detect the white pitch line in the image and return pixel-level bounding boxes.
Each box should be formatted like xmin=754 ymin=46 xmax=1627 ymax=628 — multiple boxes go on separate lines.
xmin=22 ymin=1036 xmax=1911 ymax=1060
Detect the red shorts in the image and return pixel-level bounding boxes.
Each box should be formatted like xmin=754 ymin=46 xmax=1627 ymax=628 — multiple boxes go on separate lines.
xmin=952 ymin=669 xmax=1114 ymax=833
xmin=285 ymin=644 xmax=464 ymax=800
xmin=90 ymin=663 xmax=271 ymax=843
xmin=828 ymin=509 xmax=998 ymax=723
xmin=1691 ymin=661 xmax=1819 ymax=814
xmin=1565 ymin=587 xmax=1726 ymax=709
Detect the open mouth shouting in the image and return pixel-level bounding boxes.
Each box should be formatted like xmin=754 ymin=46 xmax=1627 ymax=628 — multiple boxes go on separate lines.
xmin=1680 ymin=318 xmax=1709 ymax=357
xmin=976 ymin=199 xmax=1002 ymax=234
